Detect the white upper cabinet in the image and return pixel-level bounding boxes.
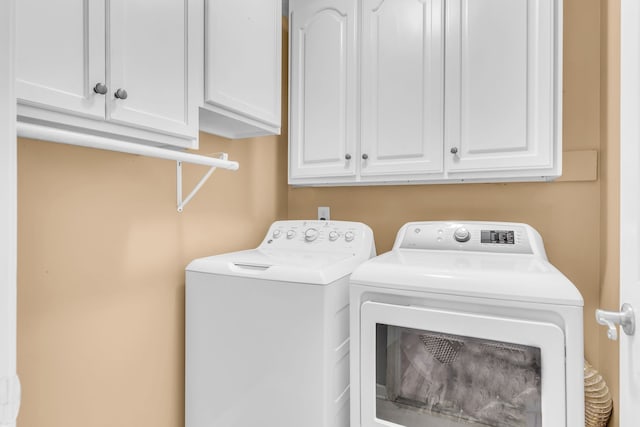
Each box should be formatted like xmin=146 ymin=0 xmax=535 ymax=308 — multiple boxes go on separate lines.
xmin=444 ymin=0 xmax=557 ymax=178
xmin=289 ymin=0 xmax=358 ymax=181
xmin=16 ymin=0 xmax=200 ymax=149
xmin=360 ymin=0 xmax=444 ymax=178
xmin=108 ymin=0 xmax=199 ymax=139
xmin=199 ymin=0 xmax=282 ymax=139
xmin=289 ymin=0 xmax=562 ymax=185
xmin=16 ymin=0 xmax=105 ymax=120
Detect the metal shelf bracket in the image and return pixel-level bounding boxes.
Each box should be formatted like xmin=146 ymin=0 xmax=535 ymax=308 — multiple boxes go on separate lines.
xmin=177 ymin=153 xmax=229 ymax=213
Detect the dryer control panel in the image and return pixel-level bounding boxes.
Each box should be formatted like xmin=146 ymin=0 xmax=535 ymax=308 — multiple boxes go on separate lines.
xmin=395 ymin=221 xmax=547 ymax=258
xmin=260 ymin=220 xmax=376 ymax=256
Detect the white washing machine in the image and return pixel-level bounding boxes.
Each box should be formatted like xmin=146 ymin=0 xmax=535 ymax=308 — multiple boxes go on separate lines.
xmin=186 ymin=220 xmax=376 ymax=427
xmin=350 ymin=221 xmax=584 ymax=427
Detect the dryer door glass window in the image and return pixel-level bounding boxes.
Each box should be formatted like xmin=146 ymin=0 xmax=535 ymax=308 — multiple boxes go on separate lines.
xmin=359 ymin=302 xmax=566 ymax=427
xmin=376 ymin=324 xmax=541 ymax=426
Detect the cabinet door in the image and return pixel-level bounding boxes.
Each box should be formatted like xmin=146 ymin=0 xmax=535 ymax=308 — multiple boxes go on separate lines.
xmin=289 ymin=0 xmax=358 ymax=181
xmin=108 ymin=0 xmax=199 ymax=139
xmin=16 ymin=0 xmax=106 ymax=119
xmin=445 ymin=0 xmax=558 ymax=174
xmin=204 ymin=0 xmax=281 ymax=129
xmin=360 ymin=0 xmax=444 ymax=177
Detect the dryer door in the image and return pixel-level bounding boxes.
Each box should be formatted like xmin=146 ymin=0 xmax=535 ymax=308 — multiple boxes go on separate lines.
xmin=359 ymin=302 xmax=566 ymax=427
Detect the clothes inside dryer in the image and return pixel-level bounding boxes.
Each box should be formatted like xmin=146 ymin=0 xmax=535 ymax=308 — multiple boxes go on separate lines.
xmin=377 ymin=324 xmax=542 ymax=427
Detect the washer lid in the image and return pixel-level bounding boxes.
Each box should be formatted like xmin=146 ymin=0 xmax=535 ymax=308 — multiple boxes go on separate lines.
xmin=186 ymin=248 xmax=365 ymax=285
xmin=350 ymin=250 xmax=584 ymax=306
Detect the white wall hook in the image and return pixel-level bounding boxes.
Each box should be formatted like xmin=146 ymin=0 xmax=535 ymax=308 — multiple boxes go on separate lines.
xmin=596 ymin=303 xmax=635 ymax=340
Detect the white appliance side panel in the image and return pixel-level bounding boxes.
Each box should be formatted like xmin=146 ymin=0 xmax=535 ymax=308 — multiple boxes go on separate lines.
xmin=16 ymin=0 xmax=106 ymax=119
xmin=445 ymin=0 xmax=556 ymax=173
xmin=205 ymin=0 xmax=281 ymax=127
xmin=359 ymin=301 xmax=567 ymax=426
xmin=108 ymin=0 xmax=199 ymax=138
xmin=323 ymin=274 xmax=352 ymax=427
xmin=186 ymin=273 xmax=350 ymax=427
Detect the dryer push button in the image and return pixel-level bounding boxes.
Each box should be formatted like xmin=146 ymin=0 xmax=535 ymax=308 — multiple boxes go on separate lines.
xmin=454 ymin=227 xmax=471 ymax=243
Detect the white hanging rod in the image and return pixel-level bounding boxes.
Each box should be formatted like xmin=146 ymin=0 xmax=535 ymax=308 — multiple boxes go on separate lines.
xmin=16 ymin=122 xmax=240 ymax=170
xmin=17 ymin=122 xmax=240 ymax=212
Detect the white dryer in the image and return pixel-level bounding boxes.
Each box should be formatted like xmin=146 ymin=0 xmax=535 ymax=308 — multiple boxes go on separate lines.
xmin=350 ymin=221 xmax=584 ymax=427
xmin=186 ymin=220 xmax=375 ymax=427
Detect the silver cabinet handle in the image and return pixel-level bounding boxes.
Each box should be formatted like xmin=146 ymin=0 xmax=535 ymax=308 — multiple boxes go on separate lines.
xmin=362 ymin=153 xmax=369 ymax=160
xmin=114 ymin=88 xmax=128 ymax=100
xmin=345 ymin=154 xmax=351 ymax=160
xmin=596 ymin=303 xmax=635 ymax=340
xmin=450 ymin=147 xmax=459 ymax=155
xmin=93 ymin=83 xmax=108 ymax=95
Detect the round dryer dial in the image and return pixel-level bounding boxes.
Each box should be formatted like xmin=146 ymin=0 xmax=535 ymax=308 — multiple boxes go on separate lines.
xmin=329 ymin=231 xmax=339 ymax=241
xmin=344 ymin=231 xmax=355 ymax=242
xmin=286 ymin=230 xmax=296 ymax=239
xmin=454 ymin=227 xmax=471 ymax=242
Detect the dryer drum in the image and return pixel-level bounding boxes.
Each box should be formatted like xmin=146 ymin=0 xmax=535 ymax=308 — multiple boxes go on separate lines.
xmin=418 ymin=334 xmax=464 ymax=364
xmin=418 ymin=334 xmax=531 ymax=365
xmin=385 ymin=326 xmax=542 ymax=426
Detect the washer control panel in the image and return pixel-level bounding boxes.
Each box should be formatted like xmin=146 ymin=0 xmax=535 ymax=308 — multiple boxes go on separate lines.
xmin=396 ymin=221 xmax=547 ymax=257
xmin=261 ymin=220 xmax=375 ymax=253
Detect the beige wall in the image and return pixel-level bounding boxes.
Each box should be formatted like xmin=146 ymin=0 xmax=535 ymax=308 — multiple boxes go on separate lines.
xmin=17 ymin=130 xmax=288 ymax=427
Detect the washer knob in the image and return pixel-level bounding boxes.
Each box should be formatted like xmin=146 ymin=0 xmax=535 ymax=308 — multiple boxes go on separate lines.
xmin=329 ymin=231 xmax=339 ymax=241
xmin=272 ymin=230 xmax=282 ymax=239
xmin=454 ymin=227 xmax=471 ymax=243
xmin=304 ymin=228 xmax=319 ymax=242
xmin=344 ymin=231 xmax=355 ymax=242
xmin=286 ymin=230 xmax=296 ymax=239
